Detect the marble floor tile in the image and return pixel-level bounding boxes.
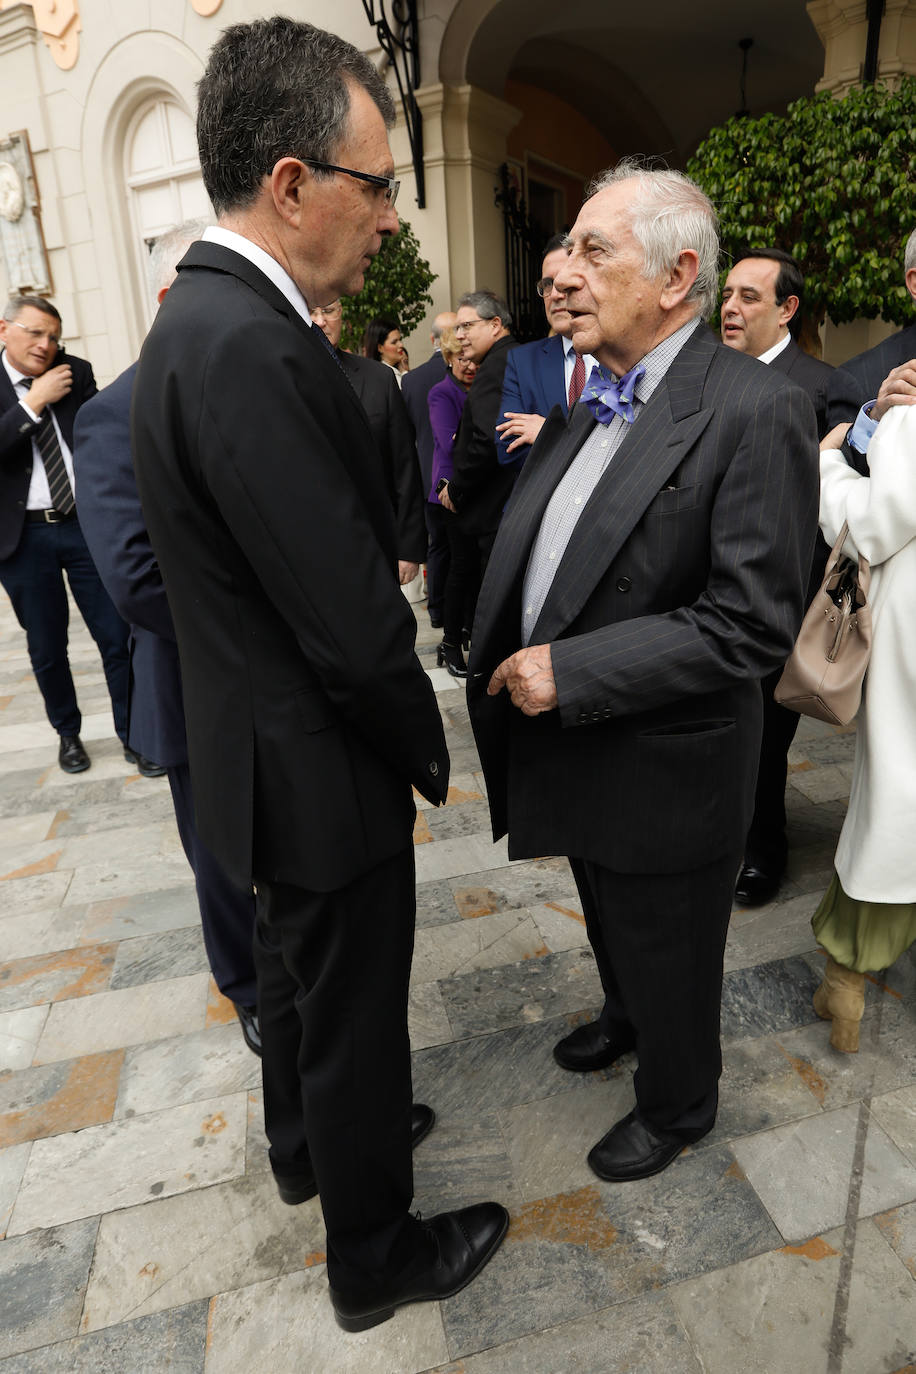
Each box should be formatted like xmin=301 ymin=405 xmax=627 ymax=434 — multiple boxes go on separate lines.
xmin=115 ymin=1025 xmax=259 ymax=1118
xmin=720 ymin=955 xmax=821 ymax=1040
xmin=33 ymin=973 xmax=209 ymax=1063
xmin=429 ymin=1291 xmax=702 ymax=1373
xmin=0 ymin=1216 xmax=98 ymax=1359
xmin=64 ymin=851 xmax=193 ymax=906
xmin=871 ymin=1083 xmax=916 ymax=1166
xmin=527 ymin=899 xmax=588 ymax=953
xmin=0 ymin=1004 xmax=49 ymax=1071
xmin=724 ymin=891 xmax=821 ymax=973
xmin=449 ymin=857 xmax=577 ymax=918
xmin=775 ymin=998 xmax=916 ymax=1114
xmin=0 ymin=810 xmax=58 ymax=848
xmin=0 ymin=1142 xmax=30 ymax=1237
xmin=8 ymin=1092 xmax=248 ymax=1234
xmin=707 ymin=1035 xmax=825 ymax=1144
xmin=77 ymin=885 xmax=201 ymax=945
xmin=424 ymin=801 xmax=493 ymax=841
xmin=55 ymin=822 xmax=167 ymax=870
xmin=109 ymin=925 xmax=209 ymax=990
xmin=0 ymin=1300 xmax=209 ymax=1373
xmin=874 ymin=1198 xmax=916 ymax=1283
xmin=408 ymin=980 xmax=453 ymax=1051
xmin=0 ymin=903 xmax=89 ymax=962
xmin=0 ymin=943 xmax=116 ymax=1014
xmin=415 ymin=877 xmax=460 ymax=929
xmin=411 ymin=1116 xmax=520 ymax=1214
xmin=0 ymin=1049 xmax=123 ymax=1146
xmin=732 ymin=1104 xmax=916 ymax=1242
xmin=414 ymin=833 xmax=512 ymax=884
xmin=412 ymin=909 xmax=548 ymax=983
xmin=425 ymin=666 xmax=463 ymax=694
xmin=82 ymin=1173 xmax=325 ymax=1331
xmin=500 ymin=1076 xmax=635 ymax=1202
xmin=0 ymin=868 xmax=73 ymax=917
xmin=205 ymin=1267 xmax=449 ymax=1374
xmin=670 ymin=1219 xmax=916 ymax=1374
xmin=788 ymin=763 xmax=851 ymax=804
xmin=438 ymin=947 xmax=603 ymax=1039
xmin=45 ymin=791 xmax=177 ymax=838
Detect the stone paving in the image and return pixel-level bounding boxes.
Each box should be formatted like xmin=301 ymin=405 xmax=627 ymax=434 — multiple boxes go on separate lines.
xmin=1 ymin=589 xmax=916 ymax=1373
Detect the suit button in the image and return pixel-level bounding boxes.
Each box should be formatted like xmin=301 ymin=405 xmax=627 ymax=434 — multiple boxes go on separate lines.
xmin=602 ymin=708 xmax=612 ymax=719
xmin=428 ymin=761 xmax=438 ymax=776
xmin=616 ymin=576 xmax=632 ymax=593
xmin=577 ymin=712 xmax=587 ymax=725
xmin=590 ymin=711 xmax=601 ymax=723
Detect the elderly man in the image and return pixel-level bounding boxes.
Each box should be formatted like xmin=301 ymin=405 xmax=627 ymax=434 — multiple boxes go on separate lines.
xmin=720 ymin=247 xmax=833 ymax=907
xmin=495 ymin=235 xmax=597 ymax=470
xmin=469 ymin=160 xmax=818 ymax=1182
xmin=130 ymin=17 xmax=506 ymax=1332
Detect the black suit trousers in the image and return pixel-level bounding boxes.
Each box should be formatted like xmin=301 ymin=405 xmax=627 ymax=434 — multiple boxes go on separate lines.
xmin=743 ymin=667 xmax=801 ymax=872
xmin=253 ymin=845 xmax=425 ymax=1287
xmin=570 ymin=849 xmax=740 ymax=1138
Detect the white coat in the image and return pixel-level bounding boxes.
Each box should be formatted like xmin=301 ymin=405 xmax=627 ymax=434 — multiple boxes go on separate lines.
xmin=819 ymin=405 xmax=916 ymax=901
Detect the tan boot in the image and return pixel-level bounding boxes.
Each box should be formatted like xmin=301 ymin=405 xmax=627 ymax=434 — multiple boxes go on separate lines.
xmin=812 ymin=956 xmax=865 ymax=1053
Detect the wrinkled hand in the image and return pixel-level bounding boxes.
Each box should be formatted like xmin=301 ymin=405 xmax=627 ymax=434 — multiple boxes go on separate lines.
xmin=437 ymin=481 xmax=457 ymax=513
xmin=487 ymin=643 xmax=557 ymax=716
xmin=22 ymin=364 xmax=72 ymax=413
xmin=820 ymin=422 xmax=851 ymax=452
xmin=496 ymin=411 xmax=546 ymax=453
xmin=398 ymin=561 xmax=420 ymax=586
xmin=872 ymin=359 xmax=916 ymax=421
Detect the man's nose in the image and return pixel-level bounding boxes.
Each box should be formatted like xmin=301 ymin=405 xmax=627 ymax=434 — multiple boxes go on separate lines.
xmin=379 ymin=205 xmax=399 ymax=237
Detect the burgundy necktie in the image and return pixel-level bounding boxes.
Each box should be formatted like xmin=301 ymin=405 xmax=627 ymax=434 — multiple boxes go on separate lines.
xmin=567 ymin=351 xmax=586 ymax=409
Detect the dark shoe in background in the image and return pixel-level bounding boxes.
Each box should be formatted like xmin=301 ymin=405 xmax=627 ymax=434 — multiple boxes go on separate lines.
xmin=734 ymin=863 xmax=781 ymax=906
xmin=436 ymin=640 xmax=468 ymax=678
xmin=587 ymin=1110 xmax=692 ymax=1182
xmin=123 ymin=745 xmax=167 ymax=778
xmin=553 ymin=1020 xmax=634 ymax=1072
xmin=59 ymin=735 xmax=90 ymax=773
xmin=235 ymin=1004 xmax=261 ymax=1057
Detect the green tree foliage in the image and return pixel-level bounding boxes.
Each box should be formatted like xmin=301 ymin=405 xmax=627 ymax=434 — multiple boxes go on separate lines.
xmin=687 ymin=78 xmax=916 ymax=328
xmin=340 ymin=218 xmax=436 ymax=352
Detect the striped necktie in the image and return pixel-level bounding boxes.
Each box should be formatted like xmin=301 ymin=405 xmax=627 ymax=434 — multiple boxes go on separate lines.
xmin=19 ymin=379 xmax=75 ymax=515
xmin=567 ymin=351 xmax=586 ymax=408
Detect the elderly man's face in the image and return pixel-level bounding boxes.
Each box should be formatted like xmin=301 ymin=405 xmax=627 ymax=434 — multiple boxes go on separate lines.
xmin=553 ymin=181 xmax=662 ymax=376
xmin=311 ymin=299 xmax=343 ymax=348
xmin=721 ymin=257 xmax=793 ymax=357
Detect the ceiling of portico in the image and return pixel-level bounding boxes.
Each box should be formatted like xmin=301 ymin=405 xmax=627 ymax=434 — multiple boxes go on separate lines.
xmin=450 ymin=0 xmax=825 ymax=163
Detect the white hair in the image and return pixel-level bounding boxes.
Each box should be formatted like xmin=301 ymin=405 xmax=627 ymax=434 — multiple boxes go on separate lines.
xmin=147 ymin=218 xmax=211 ymax=300
xmin=586 ymin=157 xmax=720 ymax=319
xmin=905 ymin=227 xmax=916 ymax=275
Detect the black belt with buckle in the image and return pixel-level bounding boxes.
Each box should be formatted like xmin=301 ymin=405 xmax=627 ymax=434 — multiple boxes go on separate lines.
xmin=26 ymin=509 xmax=75 ymax=524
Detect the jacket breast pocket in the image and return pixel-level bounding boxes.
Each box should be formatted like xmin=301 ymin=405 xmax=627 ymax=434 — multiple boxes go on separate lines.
xmin=645 ymin=483 xmax=702 ymax=517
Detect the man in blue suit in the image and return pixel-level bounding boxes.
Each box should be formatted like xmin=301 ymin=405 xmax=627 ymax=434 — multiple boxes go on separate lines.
xmin=495 ymin=235 xmax=597 ymax=471
xmin=73 ymin=222 xmax=260 ymax=1055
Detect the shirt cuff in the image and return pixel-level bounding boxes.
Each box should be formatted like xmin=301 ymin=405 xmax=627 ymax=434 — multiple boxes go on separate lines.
xmin=847 ymin=403 xmax=878 ymax=454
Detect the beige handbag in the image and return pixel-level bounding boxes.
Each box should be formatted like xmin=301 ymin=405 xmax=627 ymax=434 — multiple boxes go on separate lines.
xmin=775 ymin=522 xmax=872 ymax=726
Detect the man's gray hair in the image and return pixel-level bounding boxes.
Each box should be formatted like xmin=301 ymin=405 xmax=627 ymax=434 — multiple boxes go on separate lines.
xmin=457 ymin=290 xmax=512 ymax=331
xmin=3 ymin=293 xmax=61 ymax=325
xmin=586 ymin=157 xmax=720 ymax=319
xmin=147 ymin=219 xmax=211 ymax=300
xmin=196 ymin=17 xmax=395 ymax=217
xmin=905 ymin=227 xmax=916 ymax=274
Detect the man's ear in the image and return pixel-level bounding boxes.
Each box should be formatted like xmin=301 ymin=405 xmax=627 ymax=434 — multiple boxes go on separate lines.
xmin=906 ymin=265 xmax=916 ymax=306
xmin=659 ymin=249 xmax=699 ymax=311
xmin=779 ymin=294 xmax=800 ymax=326
xmin=271 ymin=158 xmax=308 ymax=225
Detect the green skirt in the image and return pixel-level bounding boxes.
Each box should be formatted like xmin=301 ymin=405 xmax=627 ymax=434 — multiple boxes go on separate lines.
xmin=812 ymin=873 xmax=916 ymax=974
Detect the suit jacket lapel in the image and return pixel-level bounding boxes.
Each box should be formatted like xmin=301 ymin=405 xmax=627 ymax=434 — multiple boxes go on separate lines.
xmin=531 ymin=324 xmax=718 ymax=644
xmin=543 ymin=335 xmax=567 ymax=416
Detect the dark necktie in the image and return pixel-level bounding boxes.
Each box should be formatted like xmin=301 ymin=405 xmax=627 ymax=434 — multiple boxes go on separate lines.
xmin=567 ymin=351 xmax=586 ymax=408
xmin=19 ymin=379 xmax=75 ymax=514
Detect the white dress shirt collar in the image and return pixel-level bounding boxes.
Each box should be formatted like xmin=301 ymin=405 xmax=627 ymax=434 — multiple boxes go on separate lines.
xmin=202 ymin=226 xmax=312 ymax=325
xmin=757 ymin=331 xmax=792 ymax=366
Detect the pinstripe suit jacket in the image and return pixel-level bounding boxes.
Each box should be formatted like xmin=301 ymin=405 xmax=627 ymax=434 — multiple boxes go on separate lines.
xmin=468 ymin=324 xmax=819 ymax=874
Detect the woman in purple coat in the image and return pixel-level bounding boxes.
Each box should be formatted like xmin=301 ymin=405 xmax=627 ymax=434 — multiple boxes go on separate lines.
xmin=428 ymin=330 xmax=476 ymax=676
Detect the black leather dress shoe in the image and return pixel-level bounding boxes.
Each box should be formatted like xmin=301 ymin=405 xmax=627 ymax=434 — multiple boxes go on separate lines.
xmin=235 ymin=1004 xmax=261 ymax=1057
xmin=273 ymin=1103 xmax=437 ymax=1206
xmin=59 ymin=735 xmax=90 ymax=773
xmin=587 ymin=1110 xmax=688 ymax=1182
xmin=734 ymin=864 xmax=781 ymax=907
xmin=553 ymin=1020 xmax=634 ymax=1072
xmin=330 ymin=1201 xmax=509 ymax=1332
xmin=123 ymin=746 xmax=167 ymax=778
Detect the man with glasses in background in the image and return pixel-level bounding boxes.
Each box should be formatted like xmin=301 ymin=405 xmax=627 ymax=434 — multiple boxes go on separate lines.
xmin=131 ymin=16 xmax=507 ymax=1333
xmin=0 ymin=295 xmax=135 ymax=774
xmin=438 ymin=290 xmax=517 ymax=569
xmin=495 ymin=236 xmax=598 ymax=472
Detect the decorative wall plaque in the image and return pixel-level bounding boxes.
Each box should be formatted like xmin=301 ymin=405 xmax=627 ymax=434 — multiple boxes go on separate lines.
xmin=0 ymin=130 xmax=52 ymax=295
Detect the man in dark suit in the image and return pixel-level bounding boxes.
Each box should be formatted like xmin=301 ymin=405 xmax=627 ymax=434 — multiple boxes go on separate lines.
xmin=401 ymin=312 xmax=456 ymax=628
xmin=720 ymin=248 xmax=833 ymax=906
xmin=73 ymin=221 xmax=261 ymax=1056
xmin=469 ymin=162 xmax=818 ymax=1183
xmin=495 ymin=236 xmax=597 ymax=471
xmin=130 ymin=17 xmax=506 ymax=1332
xmin=310 ymin=297 xmax=426 ymax=580
xmin=0 ymin=294 xmax=132 ymax=774
xmin=827 ymin=226 xmax=916 ymax=424
xmin=438 ymin=290 xmax=517 ymax=565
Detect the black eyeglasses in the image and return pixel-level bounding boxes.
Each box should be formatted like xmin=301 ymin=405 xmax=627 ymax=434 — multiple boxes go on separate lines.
xmin=302 ymin=159 xmax=399 ymax=208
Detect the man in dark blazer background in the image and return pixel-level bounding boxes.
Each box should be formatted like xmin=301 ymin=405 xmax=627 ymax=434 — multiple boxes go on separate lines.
xmin=401 ymin=311 xmax=456 ymax=628
xmin=827 ymin=226 xmax=916 ymax=425
xmin=130 ymin=17 xmax=506 ymax=1332
xmin=310 ymin=296 xmax=427 ymax=580
xmin=495 ymin=236 xmax=597 ymax=471
xmin=0 ymin=294 xmax=131 ymax=774
xmin=469 ymin=162 xmax=818 ymax=1184
xmin=73 ymin=221 xmax=260 ymax=1056
xmin=720 ymin=247 xmax=833 ymax=907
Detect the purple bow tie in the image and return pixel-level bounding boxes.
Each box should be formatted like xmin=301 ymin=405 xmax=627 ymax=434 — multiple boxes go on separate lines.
xmin=581 ymin=363 xmax=645 ymax=425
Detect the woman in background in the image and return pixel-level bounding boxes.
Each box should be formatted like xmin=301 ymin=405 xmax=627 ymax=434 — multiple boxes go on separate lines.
xmin=428 ymin=328 xmax=477 ymax=677
xmin=363 ymin=317 xmax=405 ymax=385
xmin=811 ymin=405 xmax=916 ymax=1052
